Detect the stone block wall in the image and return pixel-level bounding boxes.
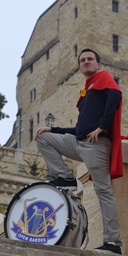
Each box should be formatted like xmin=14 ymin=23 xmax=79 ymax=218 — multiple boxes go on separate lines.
xmin=15 ymin=0 xmax=128 ymax=153
xmin=112 ymin=140 xmax=128 ymax=255
xmin=76 ymin=140 xmax=128 ymax=256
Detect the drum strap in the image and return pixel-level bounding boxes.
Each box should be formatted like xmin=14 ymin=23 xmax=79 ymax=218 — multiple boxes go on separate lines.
xmin=81 ymin=230 xmax=89 ymax=250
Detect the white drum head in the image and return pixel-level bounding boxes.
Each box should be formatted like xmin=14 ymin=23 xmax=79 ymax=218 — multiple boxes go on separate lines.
xmin=4 ymin=182 xmax=71 ymax=245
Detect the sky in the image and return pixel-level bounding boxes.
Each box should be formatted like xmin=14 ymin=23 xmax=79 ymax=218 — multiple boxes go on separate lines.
xmin=0 ymin=0 xmax=55 ymax=146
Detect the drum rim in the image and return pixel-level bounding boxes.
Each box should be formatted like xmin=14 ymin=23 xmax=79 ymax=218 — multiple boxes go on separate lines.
xmin=4 ymin=182 xmax=72 ymax=245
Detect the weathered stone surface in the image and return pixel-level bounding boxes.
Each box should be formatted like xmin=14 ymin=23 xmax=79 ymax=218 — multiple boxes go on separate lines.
xmin=122 ymin=140 xmax=128 ymax=163
xmin=0 ymin=238 xmax=125 ymax=256
xmin=14 ymin=0 xmax=128 ymax=153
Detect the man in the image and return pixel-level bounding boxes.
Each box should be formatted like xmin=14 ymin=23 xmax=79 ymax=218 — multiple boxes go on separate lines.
xmin=34 ymin=49 xmax=123 ymax=254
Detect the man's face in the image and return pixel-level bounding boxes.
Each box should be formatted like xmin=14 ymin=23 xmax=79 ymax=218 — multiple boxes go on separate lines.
xmin=79 ymin=51 xmax=100 ymax=79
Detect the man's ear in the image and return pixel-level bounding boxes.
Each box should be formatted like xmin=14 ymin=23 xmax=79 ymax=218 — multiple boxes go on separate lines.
xmin=98 ymin=62 xmax=101 ymax=70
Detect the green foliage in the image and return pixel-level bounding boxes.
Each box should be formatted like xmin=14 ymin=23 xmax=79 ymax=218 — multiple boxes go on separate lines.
xmin=19 ymin=157 xmax=47 ymax=177
xmin=0 ymin=204 xmax=4 ymax=214
xmin=0 ymin=94 xmax=7 ymax=109
xmin=0 ymin=93 xmax=9 ymax=120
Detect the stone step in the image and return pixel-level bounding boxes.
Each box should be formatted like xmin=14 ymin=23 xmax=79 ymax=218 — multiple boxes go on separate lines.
xmin=0 ymin=244 xmax=73 ymax=256
xmin=0 ymin=254 xmax=22 ymax=256
xmin=0 ymin=238 xmax=125 ymax=256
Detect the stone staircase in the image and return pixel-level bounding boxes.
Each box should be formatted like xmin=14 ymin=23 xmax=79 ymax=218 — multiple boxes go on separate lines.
xmin=0 ymin=238 xmax=125 ymax=256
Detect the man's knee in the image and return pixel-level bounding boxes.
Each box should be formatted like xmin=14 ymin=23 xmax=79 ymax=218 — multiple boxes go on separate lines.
xmin=36 ymin=133 xmax=45 ymax=147
xmin=36 ymin=132 xmax=52 ymax=147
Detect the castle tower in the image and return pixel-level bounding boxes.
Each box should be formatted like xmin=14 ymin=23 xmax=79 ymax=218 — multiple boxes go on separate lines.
xmin=15 ymin=0 xmax=128 ymax=152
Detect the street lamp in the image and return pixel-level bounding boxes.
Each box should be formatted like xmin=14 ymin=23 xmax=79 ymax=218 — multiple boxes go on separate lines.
xmin=45 ymin=113 xmax=55 ymax=181
xmin=15 ymin=110 xmax=24 ymax=173
xmin=45 ymin=113 xmax=55 ymax=127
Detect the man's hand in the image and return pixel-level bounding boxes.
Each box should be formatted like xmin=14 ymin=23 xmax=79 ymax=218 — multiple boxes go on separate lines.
xmin=34 ymin=126 xmax=51 ymax=140
xmin=87 ymin=128 xmax=107 ymax=143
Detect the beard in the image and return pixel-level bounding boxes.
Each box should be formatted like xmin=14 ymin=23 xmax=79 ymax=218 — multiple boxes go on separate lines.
xmin=83 ymin=67 xmax=99 ymax=78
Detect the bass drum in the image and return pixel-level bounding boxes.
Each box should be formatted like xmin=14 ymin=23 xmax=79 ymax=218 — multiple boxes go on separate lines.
xmin=4 ymin=182 xmax=88 ymax=248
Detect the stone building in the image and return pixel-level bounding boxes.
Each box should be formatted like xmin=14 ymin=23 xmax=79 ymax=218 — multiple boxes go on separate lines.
xmin=7 ymin=0 xmax=127 ymax=153
xmin=2 ymin=0 xmax=128 ymax=255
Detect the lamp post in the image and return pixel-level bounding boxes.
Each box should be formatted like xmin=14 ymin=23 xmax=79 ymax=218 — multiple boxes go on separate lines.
xmin=15 ymin=111 xmax=24 ymax=173
xmin=45 ymin=113 xmax=55 ymax=180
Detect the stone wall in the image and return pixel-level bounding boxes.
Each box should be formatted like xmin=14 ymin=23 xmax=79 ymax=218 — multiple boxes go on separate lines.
xmin=112 ymin=140 xmax=128 ymax=255
xmin=76 ymin=140 xmax=128 ymax=256
xmin=15 ymin=0 xmax=128 ymax=153
xmin=1 ymin=237 xmax=126 ymax=256
xmin=2 ymin=1 xmax=128 ymax=254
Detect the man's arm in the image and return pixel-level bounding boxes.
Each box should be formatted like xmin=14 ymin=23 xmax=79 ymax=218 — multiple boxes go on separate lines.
xmin=34 ymin=126 xmax=76 ymax=140
xmin=99 ymin=89 xmax=121 ymax=130
xmin=88 ymin=89 xmax=121 ymax=143
xmin=51 ymin=127 xmax=76 ymax=135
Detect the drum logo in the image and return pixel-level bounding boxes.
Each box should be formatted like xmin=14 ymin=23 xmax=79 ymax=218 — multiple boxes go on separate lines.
xmin=11 ymin=197 xmax=64 ymax=244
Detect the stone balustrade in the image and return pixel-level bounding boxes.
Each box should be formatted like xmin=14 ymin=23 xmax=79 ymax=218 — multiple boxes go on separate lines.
xmin=0 ymin=169 xmax=44 ymax=208
xmin=0 ymin=141 xmax=127 ymax=255
xmin=0 ymin=147 xmax=46 ymax=174
xmin=0 ymin=147 xmax=73 ymax=175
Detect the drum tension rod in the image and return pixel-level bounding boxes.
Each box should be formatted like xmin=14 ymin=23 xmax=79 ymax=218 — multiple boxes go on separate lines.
xmin=13 ymin=193 xmax=20 ymax=200
xmin=67 ymin=220 xmax=77 ymax=230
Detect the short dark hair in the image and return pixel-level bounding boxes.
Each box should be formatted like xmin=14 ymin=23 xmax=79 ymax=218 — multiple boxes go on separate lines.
xmin=78 ymin=48 xmax=100 ymax=65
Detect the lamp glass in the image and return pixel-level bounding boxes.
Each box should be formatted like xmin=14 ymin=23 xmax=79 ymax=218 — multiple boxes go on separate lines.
xmin=45 ymin=113 xmax=55 ymax=127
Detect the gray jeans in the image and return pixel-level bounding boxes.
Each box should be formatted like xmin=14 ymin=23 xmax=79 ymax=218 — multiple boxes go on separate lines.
xmin=36 ymin=132 xmax=121 ymax=245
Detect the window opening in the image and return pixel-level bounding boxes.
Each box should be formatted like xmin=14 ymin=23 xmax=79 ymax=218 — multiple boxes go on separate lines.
xmin=74 ymin=7 xmax=78 ymax=18
xmin=112 ymin=1 xmax=119 ymax=13
xmin=113 ymin=35 xmax=118 ymax=52
xmin=29 ymin=119 xmax=33 ymax=142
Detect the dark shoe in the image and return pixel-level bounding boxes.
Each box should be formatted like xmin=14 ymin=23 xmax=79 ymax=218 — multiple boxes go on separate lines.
xmin=49 ymin=177 xmax=77 ymax=191
xmin=93 ymin=243 xmax=122 ymax=254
